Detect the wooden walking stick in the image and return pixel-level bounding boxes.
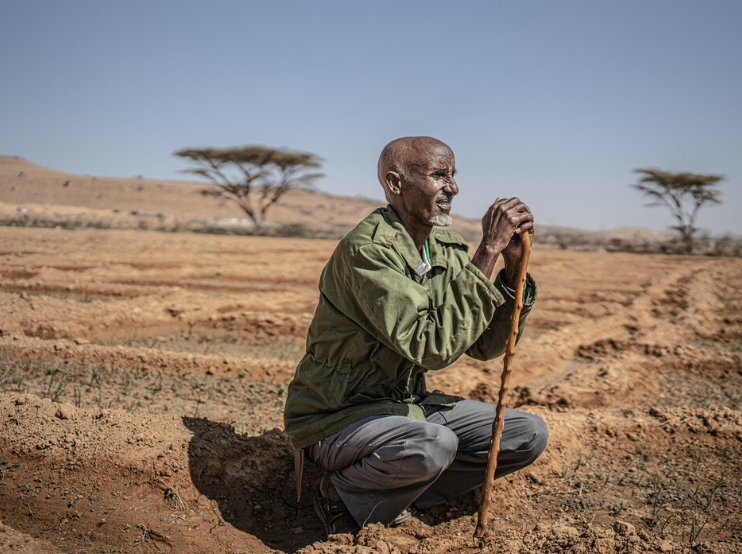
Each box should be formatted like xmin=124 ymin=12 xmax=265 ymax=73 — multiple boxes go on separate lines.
xmin=474 ymin=229 xmax=533 ymax=538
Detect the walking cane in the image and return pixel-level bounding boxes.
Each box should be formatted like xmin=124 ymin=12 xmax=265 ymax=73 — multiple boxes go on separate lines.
xmin=474 ymin=229 xmax=533 ymax=538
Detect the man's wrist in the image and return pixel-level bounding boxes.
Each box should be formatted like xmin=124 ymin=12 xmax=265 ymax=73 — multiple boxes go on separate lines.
xmin=472 ymin=242 xmax=501 ymax=279
xmin=480 ymin=242 xmax=501 ymax=258
xmin=503 ymin=267 xmax=518 ymax=288
xmin=502 ymin=257 xmax=519 ymax=288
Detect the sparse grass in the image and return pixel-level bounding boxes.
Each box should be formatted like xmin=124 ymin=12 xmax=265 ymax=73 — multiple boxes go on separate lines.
xmin=582 ymin=505 xmax=596 ymax=530
xmin=0 ymin=356 xmax=287 ymax=435
xmin=93 ymin=328 xmax=303 ymax=364
xmin=658 ymin=371 xmax=742 ymax=412
xmin=573 ymin=449 xmax=584 ymax=472
xmin=612 ymin=500 xmax=624 ymax=516
xmin=683 ymin=485 xmax=712 ymax=543
xmin=651 ymin=475 xmax=669 ymax=517
xmin=635 ymin=438 xmax=647 ymax=485
xmin=0 ymin=358 xmax=31 ymax=393
xmin=538 ymin=429 xmax=742 ymax=544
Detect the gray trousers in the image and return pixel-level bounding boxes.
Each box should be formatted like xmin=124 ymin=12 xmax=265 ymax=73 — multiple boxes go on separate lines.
xmin=306 ymin=399 xmax=548 ymax=527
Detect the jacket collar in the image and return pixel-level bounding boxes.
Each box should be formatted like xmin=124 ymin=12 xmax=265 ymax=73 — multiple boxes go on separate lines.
xmin=377 ymin=205 xmax=466 ymax=274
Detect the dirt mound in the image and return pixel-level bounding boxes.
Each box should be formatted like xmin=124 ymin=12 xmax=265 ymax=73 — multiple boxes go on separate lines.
xmin=0 ymin=519 xmax=60 ymax=554
xmin=300 ymin=521 xmax=742 ymax=554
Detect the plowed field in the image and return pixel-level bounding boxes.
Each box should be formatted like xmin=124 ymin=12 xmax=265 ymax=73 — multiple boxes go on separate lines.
xmin=1 ymin=226 xmax=741 ymax=553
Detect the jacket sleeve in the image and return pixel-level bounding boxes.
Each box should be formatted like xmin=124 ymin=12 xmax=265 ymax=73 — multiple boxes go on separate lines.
xmin=342 ymin=243 xmax=506 ymax=371
xmin=466 ymin=269 xmax=537 ymax=361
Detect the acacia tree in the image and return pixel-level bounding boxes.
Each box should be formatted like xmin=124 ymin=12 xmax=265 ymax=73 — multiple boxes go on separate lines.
xmin=632 ymin=168 xmax=724 ymax=253
xmin=174 ymin=145 xmax=323 ymax=229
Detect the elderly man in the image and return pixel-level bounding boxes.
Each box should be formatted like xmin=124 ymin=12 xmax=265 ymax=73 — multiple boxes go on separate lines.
xmin=284 ymin=137 xmax=547 ymax=535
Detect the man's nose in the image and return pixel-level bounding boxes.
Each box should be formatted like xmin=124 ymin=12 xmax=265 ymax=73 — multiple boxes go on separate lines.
xmin=445 ymin=178 xmax=458 ymax=196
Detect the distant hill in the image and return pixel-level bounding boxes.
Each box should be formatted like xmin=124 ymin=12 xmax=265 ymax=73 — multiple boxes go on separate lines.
xmin=593 ymin=227 xmax=674 ymax=243
xmin=0 ymin=155 xmax=676 ymax=248
xmin=0 ymin=155 xmax=491 ymax=240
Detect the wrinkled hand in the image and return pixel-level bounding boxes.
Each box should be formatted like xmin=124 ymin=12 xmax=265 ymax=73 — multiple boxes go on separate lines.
xmin=472 ymin=197 xmax=534 ymax=282
xmin=481 ymin=197 xmax=533 ymax=253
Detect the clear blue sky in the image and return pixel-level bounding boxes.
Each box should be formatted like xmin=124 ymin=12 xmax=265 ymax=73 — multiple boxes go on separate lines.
xmin=2 ymin=1 xmax=740 ymax=234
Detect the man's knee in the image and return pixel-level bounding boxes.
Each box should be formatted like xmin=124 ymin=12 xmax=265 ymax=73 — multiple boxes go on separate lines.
xmin=404 ymin=425 xmax=458 ymax=480
xmin=521 ymin=414 xmax=548 ymax=463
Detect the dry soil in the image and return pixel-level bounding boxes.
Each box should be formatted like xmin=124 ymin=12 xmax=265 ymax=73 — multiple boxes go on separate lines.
xmin=0 ymin=157 xmax=741 ymax=553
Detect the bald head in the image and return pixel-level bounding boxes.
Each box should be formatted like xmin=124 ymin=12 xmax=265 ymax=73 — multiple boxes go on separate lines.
xmin=376 ymin=136 xmax=458 ymax=234
xmin=377 ymin=136 xmax=452 ymax=197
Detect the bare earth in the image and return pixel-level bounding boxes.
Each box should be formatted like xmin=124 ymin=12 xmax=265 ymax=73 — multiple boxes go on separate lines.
xmin=0 ymin=157 xmax=741 ymax=553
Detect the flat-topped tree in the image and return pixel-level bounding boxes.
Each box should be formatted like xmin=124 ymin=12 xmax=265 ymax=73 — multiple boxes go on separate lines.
xmin=174 ymin=145 xmax=324 ymax=229
xmin=632 ymin=168 xmax=724 ymax=254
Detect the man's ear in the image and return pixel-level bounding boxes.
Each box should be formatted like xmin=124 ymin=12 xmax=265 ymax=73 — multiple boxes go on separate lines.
xmin=385 ymin=171 xmax=402 ymax=196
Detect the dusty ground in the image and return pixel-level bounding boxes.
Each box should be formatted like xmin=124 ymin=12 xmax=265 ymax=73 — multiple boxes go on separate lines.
xmin=1 ymin=155 xmax=741 ymax=552
xmin=0 ymin=224 xmax=741 ymax=554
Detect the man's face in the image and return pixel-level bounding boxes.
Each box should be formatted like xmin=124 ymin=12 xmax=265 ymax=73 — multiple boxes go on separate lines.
xmin=400 ymin=142 xmax=458 ymax=228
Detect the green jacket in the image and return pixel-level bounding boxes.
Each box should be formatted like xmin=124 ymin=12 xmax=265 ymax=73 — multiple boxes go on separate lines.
xmin=284 ymin=206 xmax=537 ymax=449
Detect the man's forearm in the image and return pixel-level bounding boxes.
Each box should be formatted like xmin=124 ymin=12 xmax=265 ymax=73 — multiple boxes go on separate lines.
xmin=471 ymin=243 xmax=500 ymax=280
xmin=471 ymin=242 xmax=519 ymax=288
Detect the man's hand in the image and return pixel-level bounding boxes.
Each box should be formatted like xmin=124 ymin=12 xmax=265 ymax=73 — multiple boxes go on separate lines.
xmin=471 ymin=197 xmax=534 ymax=284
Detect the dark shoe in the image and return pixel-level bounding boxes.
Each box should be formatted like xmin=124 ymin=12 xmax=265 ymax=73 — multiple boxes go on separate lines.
xmin=390 ymin=505 xmax=418 ymax=527
xmin=313 ymin=491 xmax=360 ymax=536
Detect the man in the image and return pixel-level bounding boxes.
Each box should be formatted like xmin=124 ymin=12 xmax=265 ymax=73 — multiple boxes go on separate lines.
xmin=284 ymin=137 xmax=547 ymax=535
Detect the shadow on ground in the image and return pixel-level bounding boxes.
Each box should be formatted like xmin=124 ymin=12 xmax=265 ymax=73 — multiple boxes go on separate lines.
xmin=183 ymin=417 xmax=325 ymax=553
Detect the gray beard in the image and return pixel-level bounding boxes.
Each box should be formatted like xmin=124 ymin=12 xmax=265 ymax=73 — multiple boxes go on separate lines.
xmin=429 ymin=214 xmax=452 ymax=227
